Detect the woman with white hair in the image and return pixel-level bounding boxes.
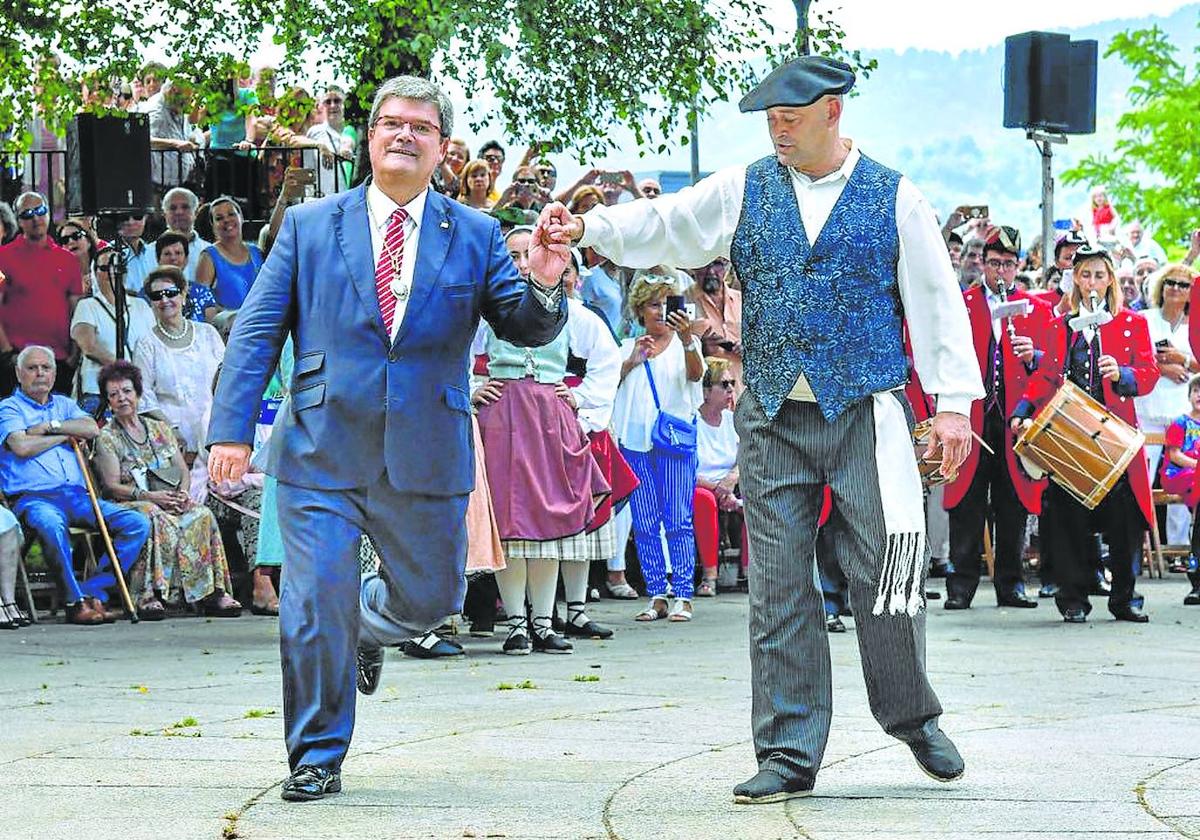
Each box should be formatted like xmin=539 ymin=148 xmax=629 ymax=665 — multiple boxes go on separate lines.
xmin=612 ymin=267 xmax=704 ymax=621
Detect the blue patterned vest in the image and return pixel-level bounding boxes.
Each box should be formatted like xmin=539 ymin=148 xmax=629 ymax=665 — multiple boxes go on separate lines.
xmin=730 ymin=153 xmax=906 ymax=422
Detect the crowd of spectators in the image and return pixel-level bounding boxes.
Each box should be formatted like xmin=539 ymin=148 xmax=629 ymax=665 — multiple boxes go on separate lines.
xmin=2 ymin=59 xmax=1198 ymax=638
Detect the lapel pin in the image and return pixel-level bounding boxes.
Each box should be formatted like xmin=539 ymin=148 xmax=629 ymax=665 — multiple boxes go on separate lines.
xmin=440 ymin=220 xmax=450 ymax=229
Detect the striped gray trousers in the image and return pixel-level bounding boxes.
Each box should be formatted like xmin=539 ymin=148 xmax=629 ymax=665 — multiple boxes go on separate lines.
xmin=735 ymin=390 xmax=943 ymax=783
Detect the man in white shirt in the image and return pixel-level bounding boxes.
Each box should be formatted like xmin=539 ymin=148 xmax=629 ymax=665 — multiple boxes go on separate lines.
xmin=538 ymin=55 xmax=983 ymax=802
xmin=157 ymin=187 xmax=211 ymax=284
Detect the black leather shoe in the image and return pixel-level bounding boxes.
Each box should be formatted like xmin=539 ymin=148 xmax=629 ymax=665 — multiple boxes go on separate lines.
xmin=906 ymin=728 xmax=965 ymax=782
xmin=826 ymin=614 xmax=846 ymax=633
xmin=943 ymin=596 xmax=971 ymax=610
xmin=401 ymin=631 xmax=465 ymax=659
xmin=1111 ymin=605 xmax=1149 ymax=623
xmin=1090 ymin=575 xmax=1111 ymax=596
xmin=732 ymin=768 xmax=814 ymax=804
xmin=1062 ymin=608 xmax=1088 ymax=623
xmin=996 ymin=591 xmax=1038 ymax=608
xmin=280 ymin=765 xmax=341 ymax=802
xmin=1184 ymin=587 xmax=1200 ymax=606
xmin=356 ymin=645 xmax=384 ymax=695
xmin=564 ymin=619 xmax=614 ymax=639
xmin=928 ymin=559 xmax=949 ymax=579
xmin=1038 ymin=583 xmax=1059 ymax=598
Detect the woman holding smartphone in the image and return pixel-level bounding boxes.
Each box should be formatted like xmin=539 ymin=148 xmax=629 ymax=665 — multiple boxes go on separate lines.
xmin=612 ymin=269 xmax=704 ymax=622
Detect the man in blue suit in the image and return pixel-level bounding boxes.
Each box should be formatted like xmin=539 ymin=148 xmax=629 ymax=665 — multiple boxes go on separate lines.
xmin=207 ymin=76 xmax=569 ymax=801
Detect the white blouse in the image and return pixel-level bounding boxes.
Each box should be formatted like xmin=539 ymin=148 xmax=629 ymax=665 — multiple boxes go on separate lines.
xmin=70 ymin=295 xmax=156 ymax=395
xmin=612 ymin=336 xmax=703 ymax=453
xmin=134 ymin=321 xmax=225 ymax=452
xmin=1134 ymin=308 xmax=1191 ymax=424
xmin=697 ymin=409 xmax=738 ymax=483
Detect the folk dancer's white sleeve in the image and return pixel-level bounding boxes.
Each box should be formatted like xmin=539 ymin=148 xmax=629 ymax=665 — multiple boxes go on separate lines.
xmin=566 ymin=298 xmax=621 ymax=434
xmin=577 ymin=166 xmax=747 ymax=269
xmin=894 ymin=179 xmax=985 ymax=416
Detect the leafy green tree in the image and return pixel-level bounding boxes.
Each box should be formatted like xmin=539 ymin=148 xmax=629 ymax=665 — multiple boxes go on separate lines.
xmin=2 ymin=0 xmax=868 ymax=161
xmin=1062 ymin=23 xmax=1200 ymax=237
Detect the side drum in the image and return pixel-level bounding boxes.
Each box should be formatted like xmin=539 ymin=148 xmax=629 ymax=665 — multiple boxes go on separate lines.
xmin=1013 ymin=381 xmax=1144 ymax=509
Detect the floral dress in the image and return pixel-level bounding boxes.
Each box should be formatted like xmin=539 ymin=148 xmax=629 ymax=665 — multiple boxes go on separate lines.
xmin=95 ymin=417 xmax=233 ymax=605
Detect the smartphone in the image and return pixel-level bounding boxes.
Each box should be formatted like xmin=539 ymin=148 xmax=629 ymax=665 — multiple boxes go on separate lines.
xmin=1156 ymin=339 xmax=1172 ymax=349
xmin=665 ymin=295 xmax=686 ymax=316
xmin=955 ymin=204 xmax=989 ymax=220
xmin=599 ymin=171 xmax=623 ymax=185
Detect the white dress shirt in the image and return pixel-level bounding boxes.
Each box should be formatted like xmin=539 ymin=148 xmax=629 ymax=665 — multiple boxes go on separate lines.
xmin=366 ymin=182 xmax=424 ymax=341
xmin=578 ymin=142 xmax=984 ymax=417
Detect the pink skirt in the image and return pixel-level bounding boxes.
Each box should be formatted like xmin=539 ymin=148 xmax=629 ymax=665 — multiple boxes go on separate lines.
xmin=476 ymin=377 xmax=610 ymax=541
xmin=465 ymin=415 xmax=505 ymax=573
xmin=1163 ymin=468 xmax=1199 ymax=509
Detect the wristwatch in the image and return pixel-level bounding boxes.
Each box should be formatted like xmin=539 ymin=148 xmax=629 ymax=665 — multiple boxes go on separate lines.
xmin=48 ymin=420 xmax=62 ymax=433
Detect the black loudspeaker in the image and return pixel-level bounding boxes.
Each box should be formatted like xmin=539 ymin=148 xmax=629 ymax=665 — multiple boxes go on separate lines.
xmin=66 ymin=113 xmax=153 ymax=214
xmin=1003 ymin=32 xmax=1097 ymax=135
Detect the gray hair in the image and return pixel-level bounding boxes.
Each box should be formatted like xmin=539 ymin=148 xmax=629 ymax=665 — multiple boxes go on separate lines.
xmin=16 ymin=345 xmax=55 ymax=369
xmin=368 ymin=76 xmax=453 ymax=138
xmin=161 ymin=186 xmax=198 ymax=214
xmin=15 ymin=191 xmax=46 ymax=210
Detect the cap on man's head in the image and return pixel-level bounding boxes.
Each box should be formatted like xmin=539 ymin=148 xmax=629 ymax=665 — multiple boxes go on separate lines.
xmin=738 ymin=55 xmax=856 ymax=113
xmin=985 ymin=225 xmax=1021 ymax=256
xmin=1054 ymin=229 xmax=1087 ymax=256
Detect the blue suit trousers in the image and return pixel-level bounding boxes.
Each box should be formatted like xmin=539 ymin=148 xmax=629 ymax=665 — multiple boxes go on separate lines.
xmin=12 ymin=485 xmax=150 ymax=604
xmin=276 ymin=478 xmax=469 ymax=772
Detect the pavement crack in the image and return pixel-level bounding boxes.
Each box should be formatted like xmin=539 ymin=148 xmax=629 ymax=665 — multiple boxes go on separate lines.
xmin=601 ymin=737 xmax=750 ymax=840
xmin=1135 ymin=756 xmax=1200 ymax=839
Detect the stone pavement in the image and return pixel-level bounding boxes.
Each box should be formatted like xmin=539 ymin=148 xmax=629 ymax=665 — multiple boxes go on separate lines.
xmin=4 ymin=576 xmax=1200 ymax=840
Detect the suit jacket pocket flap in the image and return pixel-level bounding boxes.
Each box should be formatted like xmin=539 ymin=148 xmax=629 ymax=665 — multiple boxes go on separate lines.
xmin=292 ymin=382 xmax=326 ymax=411
xmin=295 ymin=351 xmax=326 ymax=377
xmin=443 ymin=385 xmax=471 ymax=414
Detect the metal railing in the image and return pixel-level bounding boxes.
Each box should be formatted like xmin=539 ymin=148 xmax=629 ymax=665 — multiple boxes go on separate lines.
xmin=1 ymin=146 xmax=354 ymax=223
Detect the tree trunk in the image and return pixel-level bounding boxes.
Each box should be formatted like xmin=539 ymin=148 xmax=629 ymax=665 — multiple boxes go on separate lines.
xmin=793 ymin=0 xmax=812 ymax=55
xmin=346 ymin=14 xmax=432 ymax=186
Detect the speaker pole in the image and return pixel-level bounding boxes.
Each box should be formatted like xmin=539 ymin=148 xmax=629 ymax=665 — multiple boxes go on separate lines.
xmin=1028 ymin=130 xmax=1066 ymax=271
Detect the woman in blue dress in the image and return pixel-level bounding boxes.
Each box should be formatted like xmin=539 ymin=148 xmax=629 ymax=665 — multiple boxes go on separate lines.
xmin=194 ymin=196 xmax=263 ymax=323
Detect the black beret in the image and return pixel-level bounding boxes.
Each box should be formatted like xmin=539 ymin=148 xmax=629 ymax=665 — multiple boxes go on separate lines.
xmin=738 ymin=55 xmax=856 ymax=112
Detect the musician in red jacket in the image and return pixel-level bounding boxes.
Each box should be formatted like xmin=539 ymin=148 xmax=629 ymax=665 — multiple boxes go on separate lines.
xmin=944 ymin=227 xmax=1050 ymax=609
xmin=1012 ymin=245 xmax=1158 ymax=623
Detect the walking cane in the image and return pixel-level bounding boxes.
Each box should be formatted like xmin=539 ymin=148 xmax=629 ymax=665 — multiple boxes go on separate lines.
xmin=71 ymin=438 xmax=139 ymax=623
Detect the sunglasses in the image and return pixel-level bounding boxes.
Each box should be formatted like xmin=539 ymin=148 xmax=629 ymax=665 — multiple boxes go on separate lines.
xmin=719 ymin=380 xmax=736 ymax=389
xmin=323 ymin=97 xmax=343 ymax=105
xmin=18 ymin=205 xmax=49 ymax=220
xmin=123 ymin=213 xmax=145 ymax=222
xmin=482 ymin=154 xmax=504 ymax=163
xmin=1163 ymin=279 xmax=1193 ymax=290
xmin=60 ymin=230 xmax=87 ymax=243
xmin=147 ymin=287 xmax=182 ymax=301
xmin=515 ymin=178 xmax=538 ymax=186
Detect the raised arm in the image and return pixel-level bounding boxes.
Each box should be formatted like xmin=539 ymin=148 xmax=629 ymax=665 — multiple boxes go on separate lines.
xmin=541 ymin=165 xmax=743 ymax=270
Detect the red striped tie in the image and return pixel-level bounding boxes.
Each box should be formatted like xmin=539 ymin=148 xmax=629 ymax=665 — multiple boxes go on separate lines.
xmin=375 ymin=208 xmax=409 ymax=334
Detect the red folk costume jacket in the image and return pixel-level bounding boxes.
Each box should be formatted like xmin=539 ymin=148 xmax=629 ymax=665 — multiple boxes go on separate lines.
xmin=1018 ymin=307 xmax=1159 ymax=527
xmin=943 ymin=286 xmax=1053 ymax=514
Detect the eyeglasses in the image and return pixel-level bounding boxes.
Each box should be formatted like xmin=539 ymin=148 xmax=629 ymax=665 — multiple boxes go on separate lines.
xmin=323 ymin=97 xmax=343 ymax=105
xmin=147 ymin=287 xmax=182 ymax=301
xmin=60 ymin=230 xmax=87 ymax=243
xmin=1163 ymin=279 xmax=1193 ymax=290
xmin=17 ymin=205 xmax=48 ymax=221
xmin=985 ymin=259 xmax=1019 ymax=270
xmin=371 ymin=117 xmax=440 ymax=138
xmin=482 ymin=153 xmax=504 ymax=163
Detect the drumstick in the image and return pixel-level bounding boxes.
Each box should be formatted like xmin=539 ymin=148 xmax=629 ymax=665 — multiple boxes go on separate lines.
xmin=972 ymin=431 xmax=995 ymax=455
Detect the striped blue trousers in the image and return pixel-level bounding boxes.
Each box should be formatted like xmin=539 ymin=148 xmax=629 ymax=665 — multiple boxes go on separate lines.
xmin=736 ymin=391 xmax=943 ymax=783
xmin=620 ymin=446 xmax=697 ymax=600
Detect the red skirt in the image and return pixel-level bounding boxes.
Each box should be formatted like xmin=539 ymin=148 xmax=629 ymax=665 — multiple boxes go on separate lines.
xmin=586 ymin=430 xmax=639 ymax=531
xmin=476 ymin=378 xmax=610 ymax=541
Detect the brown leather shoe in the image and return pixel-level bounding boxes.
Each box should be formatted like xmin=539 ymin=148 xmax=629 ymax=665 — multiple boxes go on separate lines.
xmin=87 ymin=597 xmax=117 ymax=623
xmin=66 ymin=600 xmax=105 ymax=626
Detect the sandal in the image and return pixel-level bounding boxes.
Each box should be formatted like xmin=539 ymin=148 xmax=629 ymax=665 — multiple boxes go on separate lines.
xmin=605 ymin=580 xmax=640 ymax=600
xmin=635 ymin=597 xmax=669 ymax=622
xmin=696 ymin=578 xmax=717 ymax=598
xmin=202 ymin=593 xmax=243 ymax=618
xmin=668 ymin=599 xmax=693 ymax=622
xmin=250 ymin=601 xmax=280 ymax=616
xmin=137 ymin=599 xmax=167 ymax=621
